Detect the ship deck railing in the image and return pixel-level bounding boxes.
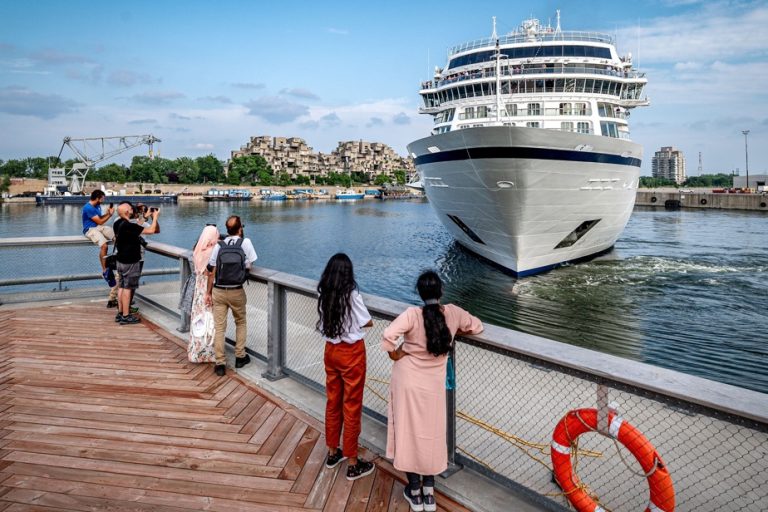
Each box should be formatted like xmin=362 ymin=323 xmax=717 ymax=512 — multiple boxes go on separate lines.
xmin=449 ymin=32 xmax=615 ymax=56
xmin=421 ymin=67 xmax=646 ymax=91
xmin=1 ymin=236 xmax=766 ymax=512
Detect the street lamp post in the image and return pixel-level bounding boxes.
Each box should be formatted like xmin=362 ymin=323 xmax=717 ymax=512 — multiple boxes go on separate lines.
xmin=742 ymin=130 xmax=750 ymax=192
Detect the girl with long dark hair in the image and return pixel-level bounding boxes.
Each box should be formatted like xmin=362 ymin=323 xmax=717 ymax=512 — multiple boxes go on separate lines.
xmin=382 ymin=270 xmax=483 ymax=511
xmin=317 ymin=253 xmax=375 ymax=481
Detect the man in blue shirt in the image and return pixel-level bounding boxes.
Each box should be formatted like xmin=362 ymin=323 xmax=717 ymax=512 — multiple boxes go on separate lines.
xmin=82 ymin=190 xmax=116 ymax=293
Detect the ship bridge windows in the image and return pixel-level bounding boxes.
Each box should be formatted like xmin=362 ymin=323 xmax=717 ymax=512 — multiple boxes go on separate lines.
xmin=559 ymin=103 xmax=572 ymax=115
xmin=527 ymin=103 xmax=541 ymax=116
xmin=600 ymin=121 xmax=619 ymax=138
xmin=446 ymin=45 xmax=612 ymax=70
xmin=577 ymin=122 xmax=591 ymax=134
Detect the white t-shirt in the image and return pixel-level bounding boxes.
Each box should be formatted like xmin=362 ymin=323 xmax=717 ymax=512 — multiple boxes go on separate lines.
xmin=323 ymin=290 xmax=372 ymax=344
xmin=208 ymin=236 xmax=258 ymax=268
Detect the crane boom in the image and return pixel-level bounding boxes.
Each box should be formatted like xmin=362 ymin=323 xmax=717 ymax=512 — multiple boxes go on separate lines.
xmin=51 ymin=134 xmax=160 ymax=194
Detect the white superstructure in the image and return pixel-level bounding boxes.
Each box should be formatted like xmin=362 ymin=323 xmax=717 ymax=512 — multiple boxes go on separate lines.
xmin=407 ymin=13 xmax=649 ymax=276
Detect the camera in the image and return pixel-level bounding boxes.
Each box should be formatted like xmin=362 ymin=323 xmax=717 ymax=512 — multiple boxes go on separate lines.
xmin=149 ymin=207 xmax=158 ymax=213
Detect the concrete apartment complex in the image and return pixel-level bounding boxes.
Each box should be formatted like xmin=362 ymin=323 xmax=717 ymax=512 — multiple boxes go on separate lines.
xmin=652 ymin=146 xmax=686 ymax=184
xmin=231 ymin=136 xmax=414 ymax=181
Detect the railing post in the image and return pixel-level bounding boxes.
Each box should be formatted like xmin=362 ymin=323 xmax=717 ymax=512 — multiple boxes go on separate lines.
xmin=263 ymin=280 xmax=287 ymax=381
xmin=177 ymin=257 xmax=192 ymax=333
xmin=441 ymin=345 xmax=462 ymax=478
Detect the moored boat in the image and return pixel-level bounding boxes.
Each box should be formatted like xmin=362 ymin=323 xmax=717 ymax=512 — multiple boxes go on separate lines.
xmin=202 ymin=188 xmax=252 ymax=202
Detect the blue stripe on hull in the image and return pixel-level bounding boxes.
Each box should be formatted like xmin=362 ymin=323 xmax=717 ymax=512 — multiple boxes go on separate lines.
xmin=414 ymin=146 xmax=641 ymax=167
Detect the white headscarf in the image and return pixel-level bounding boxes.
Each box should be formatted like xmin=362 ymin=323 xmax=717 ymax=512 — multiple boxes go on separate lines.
xmin=193 ymin=225 xmax=220 ymax=274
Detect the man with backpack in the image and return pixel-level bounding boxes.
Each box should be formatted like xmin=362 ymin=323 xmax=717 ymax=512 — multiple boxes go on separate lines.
xmin=205 ymin=215 xmax=257 ymax=376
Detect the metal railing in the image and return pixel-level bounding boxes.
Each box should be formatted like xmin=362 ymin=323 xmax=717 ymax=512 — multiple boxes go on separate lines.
xmin=449 ymin=32 xmax=615 ymax=56
xmin=1 ymin=237 xmax=766 ymax=512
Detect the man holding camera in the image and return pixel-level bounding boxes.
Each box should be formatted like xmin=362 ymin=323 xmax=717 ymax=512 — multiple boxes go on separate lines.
xmin=113 ymin=202 xmax=160 ymax=325
xmin=82 ymin=190 xmax=117 ymax=305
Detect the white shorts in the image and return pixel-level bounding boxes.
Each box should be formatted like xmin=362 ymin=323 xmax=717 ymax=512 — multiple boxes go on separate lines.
xmin=85 ymin=225 xmax=115 ymax=247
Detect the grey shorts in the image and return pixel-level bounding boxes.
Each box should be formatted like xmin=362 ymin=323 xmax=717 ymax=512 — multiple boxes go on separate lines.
xmin=116 ymin=261 xmax=141 ymax=290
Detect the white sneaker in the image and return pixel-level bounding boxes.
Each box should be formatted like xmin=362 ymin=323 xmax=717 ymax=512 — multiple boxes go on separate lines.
xmin=422 ymin=487 xmax=436 ymax=512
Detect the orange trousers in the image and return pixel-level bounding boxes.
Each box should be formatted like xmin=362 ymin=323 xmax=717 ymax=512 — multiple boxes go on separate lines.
xmin=324 ymin=340 xmax=366 ymax=458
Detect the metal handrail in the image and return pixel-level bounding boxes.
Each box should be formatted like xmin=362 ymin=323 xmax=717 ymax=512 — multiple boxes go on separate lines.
xmin=449 ymin=32 xmax=615 ymax=55
xmin=2 ymin=236 xmax=766 ymax=511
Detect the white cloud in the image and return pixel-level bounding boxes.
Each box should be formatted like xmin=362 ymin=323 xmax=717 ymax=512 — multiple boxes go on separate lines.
xmin=0 ymin=86 xmax=80 ymax=119
xmin=673 ymin=61 xmax=702 ymax=71
xmin=392 ymin=112 xmax=410 ymax=125
xmin=191 ymin=143 xmax=214 ymax=150
xmin=231 ymin=82 xmax=265 ymax=89
xmin=130 ymin=91 xmax=186 ymax=105
xmin=128 ymin=118 xmax=157 ymax=125
xmin=327 ymin=28 xmax=349 ymax=35
xmin=244 ymin=96 xmax=309 ymax=124
xmin=108 ymin=69 xmax=157 ymax=87
xmin=617 ymin=3 xmax=768 ymax=63
xmin=320 ymin=112 xmax=341 ymax=126
xmin=280 ymin=88 xmax=320 ymax=100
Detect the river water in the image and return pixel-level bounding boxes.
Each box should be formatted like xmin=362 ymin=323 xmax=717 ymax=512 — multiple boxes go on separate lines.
xmin=1 ymin=199 xmax=766 ymax=393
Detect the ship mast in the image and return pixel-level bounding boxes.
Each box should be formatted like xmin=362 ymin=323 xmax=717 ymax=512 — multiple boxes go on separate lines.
xmin=493 ymin=17 xmax=503 ymax=123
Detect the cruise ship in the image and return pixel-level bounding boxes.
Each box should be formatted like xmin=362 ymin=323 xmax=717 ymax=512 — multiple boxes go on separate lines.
xmin=407 ymin=13 xmax=649 ymax=276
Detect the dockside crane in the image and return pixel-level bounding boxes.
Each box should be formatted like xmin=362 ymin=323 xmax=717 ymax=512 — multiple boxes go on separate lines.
xmin=48 ymin=134 xmax=160 ymax=195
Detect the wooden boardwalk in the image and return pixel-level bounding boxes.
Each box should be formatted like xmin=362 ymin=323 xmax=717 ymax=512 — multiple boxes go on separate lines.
xmin=0 ymin=304 xmax=470 ymax=512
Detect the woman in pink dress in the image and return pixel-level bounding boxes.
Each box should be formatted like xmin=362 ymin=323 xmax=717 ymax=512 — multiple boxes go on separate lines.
xmin=382 ymin=271 xmax=483 ymax=512
xmin=187 ymin=225 xmax=219 ymax=363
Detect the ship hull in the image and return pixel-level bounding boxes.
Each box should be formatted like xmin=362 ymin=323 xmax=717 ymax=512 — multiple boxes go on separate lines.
xmin=36 ymin=194 xmax=178 ymax=206
xmin=407 ymin=126 xmax=642 ymax=276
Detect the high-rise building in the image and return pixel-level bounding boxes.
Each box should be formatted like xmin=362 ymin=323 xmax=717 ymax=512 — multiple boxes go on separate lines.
xmin=651 ymin=146 xmax=686 ymax=184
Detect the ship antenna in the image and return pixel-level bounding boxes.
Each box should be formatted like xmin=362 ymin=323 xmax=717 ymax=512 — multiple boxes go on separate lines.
xmin=491 ymin=16 xmax=497 ymax=39
xmin=495 ymin=36 xmax=502 ymax=123
xmin=555 ymin=9 xmax=561 ymax=34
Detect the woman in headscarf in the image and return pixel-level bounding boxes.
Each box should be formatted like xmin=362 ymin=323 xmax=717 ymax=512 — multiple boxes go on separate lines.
xmin=187 ymin=225 xmax=220 ymax=363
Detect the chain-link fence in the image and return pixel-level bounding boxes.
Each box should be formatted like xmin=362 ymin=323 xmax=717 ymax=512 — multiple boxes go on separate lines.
xmin=2 ymin=236 xmax=766 ymax=512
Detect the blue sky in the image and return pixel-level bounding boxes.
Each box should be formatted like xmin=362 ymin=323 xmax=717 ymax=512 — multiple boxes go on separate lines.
xmin=1 ymin=0 xmax=766 ymax=176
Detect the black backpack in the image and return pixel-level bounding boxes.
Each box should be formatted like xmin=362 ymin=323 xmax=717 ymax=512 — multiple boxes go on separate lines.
xmin=214 ymin=239 xmax=247 ymax=287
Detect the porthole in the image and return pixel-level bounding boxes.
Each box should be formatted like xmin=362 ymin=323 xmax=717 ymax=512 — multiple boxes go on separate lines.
xmin=700 ymin=198 xmax=707 ymax=205
xmin=650 ymin=196 xmax=657 ymax=203
xmin=760 ymin=202 xmax=767 ymax=208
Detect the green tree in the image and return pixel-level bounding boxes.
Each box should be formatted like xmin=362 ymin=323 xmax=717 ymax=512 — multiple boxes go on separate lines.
xmin=227 ymin=169 xmax=242 ymax=185
xmin=277 ymin=172 xmax=292 ymax=186
xmin=0 ymin=174 xmax=10 ymax=194
xmin=374 ymin=174 xmax=390 ymax=186
xmin=257 ymin=169 xmax=273 ymax=185
xmin=196 ymin=154 xmax=224 ymax=183
xmin=639 ymin=176 xmax=677 ymax=188
xmin=230 ymin=155 xmax=272 ymax=183
xmin=93 ymin=163 xmax=128 ymax=183
xmin=394 ymin=170 xmax=406 ymax=185
xmin=0 ymin=159 xmax=27 ymax=177
xmin=175 ymin=157 xmax=199 ymax=184
xmin=293 ymin=174 xmax=310 ymax=185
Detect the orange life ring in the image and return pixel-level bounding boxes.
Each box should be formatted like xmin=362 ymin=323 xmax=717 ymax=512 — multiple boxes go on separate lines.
xmin=550 ymin=408 xmax=675 ymax=512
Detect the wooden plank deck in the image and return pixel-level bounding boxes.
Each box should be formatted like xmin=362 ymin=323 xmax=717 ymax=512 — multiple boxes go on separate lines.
xmin=0 ymin=304 xmax=471 ymax=512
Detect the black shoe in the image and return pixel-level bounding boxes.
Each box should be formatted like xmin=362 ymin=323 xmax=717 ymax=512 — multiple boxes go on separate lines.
xmin=346 ymin=459 xmax=375 ymax=481
xmin=119 ymin=314 xmax=140 ymax=325
xmin=235 ymin=354 xmax=251 ymax=368
xmin=106 ymin=300 xmax=118 ymax=308
xmin=214 ymin=365 xmax=226 ymax=376
xmin=403 ymin=486 xmax=424 ymax=512
xmin=325 ymin=449 xmax=347 ymax=469
xmin=115 ymin=313 xmax=123 ymax=323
